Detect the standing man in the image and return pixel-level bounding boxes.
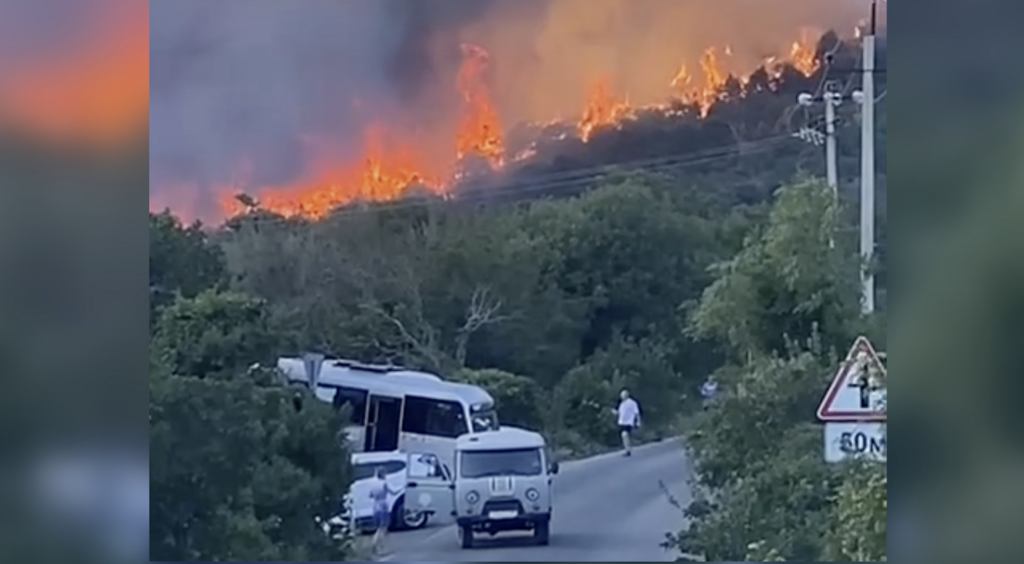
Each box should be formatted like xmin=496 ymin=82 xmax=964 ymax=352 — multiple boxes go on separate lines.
xmin=700 ymin=376 xmax=719 ymax=409
xmin=615 ymin=389 xmax=641 ymax=457
xmin=368 ymin=467 xmax=402 ymax=557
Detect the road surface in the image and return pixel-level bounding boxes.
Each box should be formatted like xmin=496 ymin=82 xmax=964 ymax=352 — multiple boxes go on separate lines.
xmin=381 ymin=438 xmax=692 ymax=562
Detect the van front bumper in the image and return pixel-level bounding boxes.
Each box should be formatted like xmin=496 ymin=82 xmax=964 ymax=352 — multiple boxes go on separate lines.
xmin=457 ymin=511 xmax=550 ymax=532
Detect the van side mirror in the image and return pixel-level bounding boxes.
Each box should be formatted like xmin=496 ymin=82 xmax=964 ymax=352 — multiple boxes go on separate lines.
xmin=549 ymin=461 xmax=559 ymax=475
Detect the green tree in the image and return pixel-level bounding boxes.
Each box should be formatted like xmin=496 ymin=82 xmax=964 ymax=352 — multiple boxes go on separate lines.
xmin=668 ymin=177 xmax=883 ymax=562
xmin=822 ymin=464 xmax=888 ymax=561
xmin=686 ymin=350 xmax=833 ymax=491
xmin=551 ymin=336 xmax=678 ymax=447
xmin=149 ymin=289 xmax=353 ymax=560
xmin=150 ymin=365 xmax=351 ymax=561
xmin=151 ymin=289 xmax=290 ymax=380
xmin=149 ymin=211 xmax=227 ymax=322
xmin=687 ymin=176 xmax=863 ymax=361
xmin=452 ymin=368 xmax=544 ymax=430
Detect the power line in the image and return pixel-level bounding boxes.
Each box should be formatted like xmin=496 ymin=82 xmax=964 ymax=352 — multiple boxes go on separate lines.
xmin=223 ymin=133 xmax=798 ymax=227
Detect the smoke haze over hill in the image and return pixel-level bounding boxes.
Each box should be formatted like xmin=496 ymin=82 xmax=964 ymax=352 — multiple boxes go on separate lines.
xmin=149 ymin=0 xmax=883 ymax=222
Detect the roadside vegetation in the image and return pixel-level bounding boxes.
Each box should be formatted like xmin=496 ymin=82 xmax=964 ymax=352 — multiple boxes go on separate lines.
xmin=148 ymin=34 xmax=886 ymax=560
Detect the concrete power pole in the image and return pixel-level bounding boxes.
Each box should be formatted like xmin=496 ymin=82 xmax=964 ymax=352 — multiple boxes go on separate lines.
xmin=854 ymin=1 xmax=878 ymax=314
xmin=824 ymin=87 xmax=841 ymax=200
xmin=796 ymin=86 xmax=842 ymax=202
xmin=796 ymin=84 xmax=842 ymax=248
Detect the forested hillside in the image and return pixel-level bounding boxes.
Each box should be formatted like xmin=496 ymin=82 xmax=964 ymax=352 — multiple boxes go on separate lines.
xmin=149 ymin=33 xmax=887 ymax=561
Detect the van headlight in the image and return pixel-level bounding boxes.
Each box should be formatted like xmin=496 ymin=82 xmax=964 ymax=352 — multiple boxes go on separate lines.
xmin=525 ymin=488 xmax=540 ymax=501
xmin=465 ymin=490 xmax=480 ymax=504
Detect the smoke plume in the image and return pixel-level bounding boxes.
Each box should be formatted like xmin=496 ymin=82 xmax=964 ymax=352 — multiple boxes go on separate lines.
xmin=149 ymin=0 xmax=877 ymax=221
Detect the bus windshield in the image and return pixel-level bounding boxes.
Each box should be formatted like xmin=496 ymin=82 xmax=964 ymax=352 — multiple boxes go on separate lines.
xmin=470 ymin=408 xmax=499 ymax=432
xmin=460 ymin=448 xmax=543 ymax=478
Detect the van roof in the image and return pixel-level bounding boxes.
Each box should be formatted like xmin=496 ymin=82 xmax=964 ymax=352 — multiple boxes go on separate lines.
xmin=456 ymin=426 xmax=546 ymax=451
xmin=276 ymin=357 xmax=494 ymax=407
xmin=350 ymin=450 xmax=407 ymax=465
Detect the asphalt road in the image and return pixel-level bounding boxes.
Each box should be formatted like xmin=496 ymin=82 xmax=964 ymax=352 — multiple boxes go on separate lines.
xmin=381 ymin=438 xmax=692 ymax=562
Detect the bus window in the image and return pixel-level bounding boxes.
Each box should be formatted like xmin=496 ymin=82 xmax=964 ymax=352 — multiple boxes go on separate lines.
xmin=470 ymin=408 xmax=499 ymax=432
xmin=324 ymin=385 xmax=368 ymax=425
xmin=401 ymin=396 xmax=430 ymax=434
xmin=429 ymin=400 xmax=468 ymax=437
xmin=403 ymin=396 xmax=468 ymax=438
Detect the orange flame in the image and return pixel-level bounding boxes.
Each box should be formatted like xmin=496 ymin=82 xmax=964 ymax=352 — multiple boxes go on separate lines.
xmin=220 ymin=124 xmax=448 ymax=219
xmin=789 ymin=31 xmax=820 ymax=76
xmin=578 ymin=78 xmax=632 ymax=141
xmin=456 ymin=43 xmax=505 ymax=168
xmin=167 ymin=29 xmax=826 ymax=221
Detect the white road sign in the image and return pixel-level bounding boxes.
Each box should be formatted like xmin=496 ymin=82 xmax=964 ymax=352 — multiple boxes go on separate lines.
xmin=817 ymin=336 xmax=886 ymax=421
xmin=824 ymin=421 xmax=887 ymax=463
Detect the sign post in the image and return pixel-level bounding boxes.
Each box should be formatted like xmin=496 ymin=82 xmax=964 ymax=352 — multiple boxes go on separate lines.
xmin=817 ymin=336 xmax=886 ymax=463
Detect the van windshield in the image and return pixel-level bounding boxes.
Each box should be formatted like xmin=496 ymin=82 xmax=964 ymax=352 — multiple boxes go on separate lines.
xmin=459 ymin=448 xmax=543 ymax=478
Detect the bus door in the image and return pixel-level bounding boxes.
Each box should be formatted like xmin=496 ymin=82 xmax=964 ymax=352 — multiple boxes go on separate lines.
xmin=364 ymin=393 xmax=403 ymax=452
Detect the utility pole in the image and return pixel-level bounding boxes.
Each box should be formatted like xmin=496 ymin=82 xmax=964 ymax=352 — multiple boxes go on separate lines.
xmin=853 ymin=1 xmax=877 ymax=314
xmin=823 ymin=86 xmax=841 ymax=200
xmin=796 ymin=85 xmax=842 ymax=204
xmin=796 ymin=84 xmax=843 ymax=248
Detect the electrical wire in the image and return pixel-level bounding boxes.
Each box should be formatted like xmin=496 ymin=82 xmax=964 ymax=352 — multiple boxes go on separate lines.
xmin=222 ymin=133 xmax=798 ymax=227
xmin=180 ymin=39 xmax=863 ymax=228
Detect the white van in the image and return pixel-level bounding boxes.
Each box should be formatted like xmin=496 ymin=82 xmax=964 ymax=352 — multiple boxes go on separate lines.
xmin=330 ymin=450 xmax=454 ymax=534
xmin=452 ymin=427 xmax=559 ymax=548
xmin=277 ymin=357 xmax=499 ymax=468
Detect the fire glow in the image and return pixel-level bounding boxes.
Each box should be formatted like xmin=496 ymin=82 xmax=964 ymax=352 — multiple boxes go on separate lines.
xmin=206 ymin=31 xmax=823 ymax=220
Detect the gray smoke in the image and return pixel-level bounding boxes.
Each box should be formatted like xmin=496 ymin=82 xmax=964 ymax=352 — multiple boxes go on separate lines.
xmin=151 ymin=0 xmax=396 ymax=212
xmin=149 ymin=0 xmax=876 ymax=221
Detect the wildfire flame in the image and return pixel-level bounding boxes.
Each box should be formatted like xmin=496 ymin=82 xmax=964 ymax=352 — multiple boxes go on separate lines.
xmin=456 ymin=43 xmax=506 ymax=169
xmin=789 ymin=33 xmax=820 ymax=75
xmin=209 ymin=31 xmax=824 ymax=221
xmin=578 ymin=78 xmax=633 ymax=142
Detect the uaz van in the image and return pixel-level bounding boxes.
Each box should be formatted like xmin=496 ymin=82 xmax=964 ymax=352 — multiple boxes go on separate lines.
xmin=452 ymin=427 xmax=559 ymax=548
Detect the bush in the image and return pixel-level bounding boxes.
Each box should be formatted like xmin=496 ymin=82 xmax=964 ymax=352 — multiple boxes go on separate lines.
xmin=452 ymin=368 xmax=545 ymax=430
xmin=149 ymin=290 xmax=353 ymax=561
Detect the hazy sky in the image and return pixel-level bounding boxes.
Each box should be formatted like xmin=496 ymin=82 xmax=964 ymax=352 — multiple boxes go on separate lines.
xmin=149 ymin=0 xmax=878 ymax=219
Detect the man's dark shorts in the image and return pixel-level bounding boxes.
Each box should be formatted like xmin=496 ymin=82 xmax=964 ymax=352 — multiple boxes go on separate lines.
xmin=374 ymin=507 xmax=390 ymax=529
xmin=619 ymin=424 xmax=635 ymax=435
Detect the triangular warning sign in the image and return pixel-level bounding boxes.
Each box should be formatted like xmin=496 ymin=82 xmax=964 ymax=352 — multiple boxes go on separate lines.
xmin=817 ymin=336 xmax=886 ymax=421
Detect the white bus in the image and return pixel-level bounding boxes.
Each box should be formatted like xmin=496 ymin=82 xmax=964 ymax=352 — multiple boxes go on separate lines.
xmin=277 ymin=357 xmax=500 ymax=467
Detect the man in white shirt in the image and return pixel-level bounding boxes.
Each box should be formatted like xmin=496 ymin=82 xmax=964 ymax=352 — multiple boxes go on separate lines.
xmin=700 ymin=376 xmax=719 ymax=409
xmin=615 ymin=389 xmax=641 ymax=457
xmin=368 ymin=467 xmax=402 ymax=556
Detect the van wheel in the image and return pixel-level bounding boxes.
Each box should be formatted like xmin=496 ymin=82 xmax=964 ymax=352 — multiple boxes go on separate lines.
xmin=458 ymin=524 xmax=474 ymax=549
xmin=534 ymin=520 xmax=550 ymax=545
xmin=391 ymin=496 xmax=428 ymax=530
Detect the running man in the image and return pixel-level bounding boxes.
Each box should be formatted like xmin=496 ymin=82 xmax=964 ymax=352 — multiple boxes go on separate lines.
xmin=368 ymin=467 xmax=403 ymax=557
xmin=615 ymin=389 xmax=641 ymax=456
